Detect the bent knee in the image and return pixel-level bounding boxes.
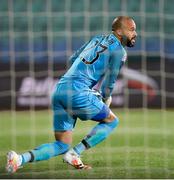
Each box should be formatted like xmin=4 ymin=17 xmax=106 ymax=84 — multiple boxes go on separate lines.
xmin=103 ymin=111 xmax=119 ymax=123
xmin=102 ymin=112 xmax=119 ymax=129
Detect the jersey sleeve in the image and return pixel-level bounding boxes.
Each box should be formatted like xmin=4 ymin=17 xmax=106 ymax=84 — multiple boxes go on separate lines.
xmin=68 ymin=41 xmax=90 ymax=66
xmin=100 ymin=48 xmax=125 ymax=99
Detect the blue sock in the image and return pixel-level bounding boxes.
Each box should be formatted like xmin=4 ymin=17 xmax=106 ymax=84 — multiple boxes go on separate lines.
xmin=73 ymin=118 xmax=119 ymax=155
xmin=21 ymin=152 xmax=32 ymax=165
xmin=73 ymin=143 xmax=86 ymax=155
xmin=21 ymin=140 xmax=69 ymax=165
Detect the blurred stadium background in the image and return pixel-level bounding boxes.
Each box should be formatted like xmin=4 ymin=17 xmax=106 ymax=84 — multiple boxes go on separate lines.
xmin=0 ymin=0 xmax=174 ymax=178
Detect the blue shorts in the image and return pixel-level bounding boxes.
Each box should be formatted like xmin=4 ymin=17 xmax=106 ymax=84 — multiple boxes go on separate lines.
xmin=51 ymin=83 xmax=110 ymax=131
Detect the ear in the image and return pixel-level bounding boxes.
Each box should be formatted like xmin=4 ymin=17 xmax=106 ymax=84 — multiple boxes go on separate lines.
xmin=116 ymin=29 xmax=122 ymax=36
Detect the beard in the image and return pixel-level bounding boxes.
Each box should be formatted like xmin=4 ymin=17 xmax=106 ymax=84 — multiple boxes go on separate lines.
xmin=122 ymin=35 xmax=136 ymax=47
xmin=126 ymin=39 xmax=135 ymax=47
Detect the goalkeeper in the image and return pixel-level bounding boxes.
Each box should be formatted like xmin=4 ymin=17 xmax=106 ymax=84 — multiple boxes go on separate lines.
xmin=6 ymin=16 xmax=137 ymax=172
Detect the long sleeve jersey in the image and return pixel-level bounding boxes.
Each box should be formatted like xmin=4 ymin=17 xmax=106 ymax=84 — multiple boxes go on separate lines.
xmin=59 ymin=33 xmax=127 ymax=99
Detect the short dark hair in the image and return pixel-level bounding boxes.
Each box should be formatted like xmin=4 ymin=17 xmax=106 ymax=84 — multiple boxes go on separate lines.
xmin=112 ymin=16 xmax=133 ymax=31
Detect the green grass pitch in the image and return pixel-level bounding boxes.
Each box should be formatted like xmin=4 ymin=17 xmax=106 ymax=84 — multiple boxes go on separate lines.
xmin=0 ymin=109 xmax=174 ymax=179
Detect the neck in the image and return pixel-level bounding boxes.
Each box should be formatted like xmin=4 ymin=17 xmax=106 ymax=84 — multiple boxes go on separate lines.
xmin=112 ymin=31 xmax=124 ymax=46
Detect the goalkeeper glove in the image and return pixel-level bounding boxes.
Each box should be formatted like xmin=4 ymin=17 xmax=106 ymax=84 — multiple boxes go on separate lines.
xmin=102 ymin=96 xmax=112 ymax=107
xmin=92 ymin=89 xmax=112 ymax=107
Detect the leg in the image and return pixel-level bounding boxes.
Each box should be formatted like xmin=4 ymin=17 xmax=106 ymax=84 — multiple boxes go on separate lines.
xmin=20 ymin=97 xmax=76 ymax=164
xmin=20 ymin=100 xmax=76 ymax=164
xmin=6 ymin=100 xmax=76 ymax=173
xmin=63 ymin=92 xmax=119 ymax=169
xmin=84 ymin=111 xmax=119 ymax=147
xmin=22 ymin=131 xmax=71 ymax=163
xmin=63 ymin=109 xmax=119 ymax=169
xmin=6 ymin=131 xmax=71 ymax=174
xmin=54 ymin=131 xmax=72 ymax=144
xmin=72 ymin=110 xmax=119 ymax=155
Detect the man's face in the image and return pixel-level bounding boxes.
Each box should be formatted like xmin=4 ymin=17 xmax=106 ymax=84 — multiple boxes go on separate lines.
xmin=121 ymin=19 xmax=137 ymax=47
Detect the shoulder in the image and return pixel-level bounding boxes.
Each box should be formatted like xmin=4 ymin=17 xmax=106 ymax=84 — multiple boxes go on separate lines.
xmin=106 ymin=34 xmax=121 ymax=50
xmin=110 ymin=42 xmax=127 ymax=62
xmin=90 ymin=34 xmax=106 ymax=41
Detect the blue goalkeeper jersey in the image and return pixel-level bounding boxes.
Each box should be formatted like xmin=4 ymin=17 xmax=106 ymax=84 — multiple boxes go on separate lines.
xmin=58 ymin=33 xmax=127 ymax=98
